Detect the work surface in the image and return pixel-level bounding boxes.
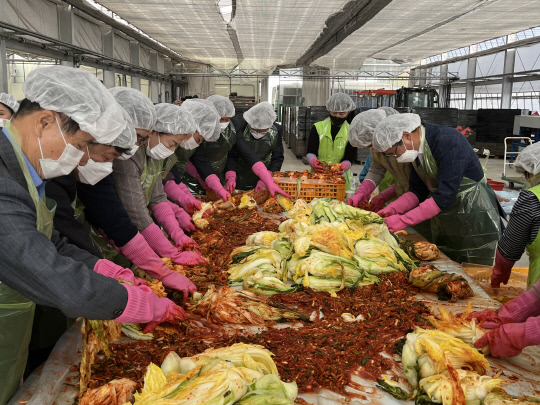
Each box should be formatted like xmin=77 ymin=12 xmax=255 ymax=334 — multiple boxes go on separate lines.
xmin=10 ymin=228 xmax=540 ymax=405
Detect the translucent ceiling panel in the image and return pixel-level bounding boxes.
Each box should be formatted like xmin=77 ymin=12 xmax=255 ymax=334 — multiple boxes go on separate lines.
xmin=315 ymin=0 xmax=539 ymax=69
xmin=233 ymin=0 xmax=349 ymax=71
xmin=96 ymin=0 xmax=238 ymax=70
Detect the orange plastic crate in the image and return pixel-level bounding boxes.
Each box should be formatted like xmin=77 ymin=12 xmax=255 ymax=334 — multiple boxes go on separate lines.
xmin=273 ymin=177 xmax=345 ymax=202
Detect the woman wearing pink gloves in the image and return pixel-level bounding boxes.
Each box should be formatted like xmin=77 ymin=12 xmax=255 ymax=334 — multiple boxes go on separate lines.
xmin=489 ymin=143 xmax=540 ymax=289
xmin=371 ymin=113 xmax=502 ymax=265
xmin=306 ymin=93 xmax=357 ymax=190
xmin=468 ymin=281 xmax=540 ymax=357
xmin=112 ymin=102 xmax=205 ymax=277
xmin=347 ymin=108 xmax=411 ymax=212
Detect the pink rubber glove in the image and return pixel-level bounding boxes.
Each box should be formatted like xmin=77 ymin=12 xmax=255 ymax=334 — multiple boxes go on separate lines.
xmin=370 ymin=184 xmax=397 ymax=212
xmin=185 ymin=161 xmax=209 ymax=191
xmin=383 ymin=197 xmax=441 ymax=232
xmin=252 ymin=161 xmax=292 ymax=198
xmin=491 ymin=248 xmax=515 ymax=288
xmin=160 ymin=272 xmax=197 ymax=302
xmin=469 ymin=290 xmax=540 ymax=329
xmin=474 ymin=316 xmax=540 ymax=357
xmin=254 ymin=180 xmax=266 ymax=192
xmin=141 ymin=223 xmax=204 ymax=265
xmin=378 ymin=191 xmax=420 ymax=217
xmin=169 ymin=202 xmax=196 ymax=233
xmin=225 ymin=171 xmax=236 ymax=194
xmin=152 ymin=202 xmax=196 ymax=248
xmin=164 ymin=180 xmax=201 ymax=215
xmin=93 ymin=259 xmax=147 ymax=286
xmin=115 ymin=284 xmax=187 ymax=326
xmin=205 ymin=174 xmax=230 ymax=201
xmin=307 ymin=153 xmax=323 ymax=173
xmin=347 ymin=179 xmax=376 ymax=207
xmin=334 ymin=160 xmax=351 ymax=175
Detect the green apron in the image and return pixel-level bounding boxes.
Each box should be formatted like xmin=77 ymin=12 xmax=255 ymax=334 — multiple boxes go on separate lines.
xmin=313 ymin=118 xmax=353 ymax=190
xmin=411 ymin=126 xmax=501 ymax=265
xmin=174 ymin=126 xmax=237 ymax=195
xmin=236 ymin=125 xmax=279 ymax=190
xmin=371 ymin=152 xmax=411 ymax=197
xmin=140 ymin=145 xmax=167 ymax=206
xmin=1 ymin=123 xmax=55 ymax=404
xmin=170 ymin=147 xmax=198 ymax=193
xmin=525 ymin=185 xmax=540 ymax=288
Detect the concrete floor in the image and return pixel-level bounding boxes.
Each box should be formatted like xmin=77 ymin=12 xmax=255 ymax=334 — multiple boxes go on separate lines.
xmin=280 ymin=143 xmax=530 ymax=267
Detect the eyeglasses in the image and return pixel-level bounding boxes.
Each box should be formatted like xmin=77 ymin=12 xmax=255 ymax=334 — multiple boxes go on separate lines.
xmin=384 ymin=142 xmax=402 ymax=158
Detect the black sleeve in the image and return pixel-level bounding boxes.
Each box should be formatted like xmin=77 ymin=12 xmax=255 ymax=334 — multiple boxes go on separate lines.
xmin=497 ymin=191 xmax=540 ymax=261
xmin=342 ymin=142 xmax=356 ymax=163
xmin=189 ymin=145 xmax=216 ymax=180
xmin=225 ymin=154 xmax=237 ymax=173
xmin=408 ymin=165 xmax=430 ymax=202
xmin=268 ymin=123 xmax=284 ymax=172
xmin=76 ymin=175 xmax=138 ymax=248
xmin=306 ymin=125 xmax=320 ymax=156
xmin=232 ymin=135 xmax=260 ymax=167
xmin=46 ymin=175 xmax=101 ymax=257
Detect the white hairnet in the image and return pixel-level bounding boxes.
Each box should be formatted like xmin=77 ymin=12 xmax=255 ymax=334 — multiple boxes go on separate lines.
xmin=181 ymin=99 xmax=221 ymax=141
xmin=514 ymin=142 xmax=540 ymax=175
xmin=372 ymin=113 xmax=421 ymax=152
xmin=0 ymin=93 xmax=19 ymax=113
xmin=207 ymin=94 xmax=235 ymax=118
xmin=244 ymin=102 xmax=276 ymax=130
xmin=348 ymin=109 xmax=387 ymax=148
xmin=22 ymin=66 xmax=126 ymax=143
xmin=326 ymin=92 xmax=356 ymax=112
xmin=378 ymin=106 xmax=399 ymax=116
xmin=110 ymin=109 xmax=136 ymax=149
xmin=154 ymin=103 xmax=197 ymax=135
xmin=108 ymin=87 xmax=156 ymax=131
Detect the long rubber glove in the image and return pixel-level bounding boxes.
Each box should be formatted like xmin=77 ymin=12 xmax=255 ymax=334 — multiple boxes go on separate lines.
xmin=333 ymin=160 xmax=351 ymax=175
xmin=153 ymin=201 xmax=196 ymax=248
xmin=491 ymin=248 xmax=516 ymax=288
xmin=186 ymin=161 xmax=210 ymax=191
xmin=169 ymin=202 xmax=196 ymax=233
xmin=115 ymin=284 xmax=186 ymax=332
xmin=225 ymin=171 xmax=236 ymax=194
xmin=468 ymin=289 xmax=540 ymax=329
xmin=307 ymin=153 xmax=323 ymax=173
xmin=164 ymin=180 xmax=201 ymax=214
xmin=93 ymin=259 xmax=147 ymax=286
xmin=378 ymin=191 xmax=420 ymax=217
xmin=252 ymin=161 xmax=291 ymax=198
xmin=178 ymin=182 xmax=203 ymax=212
xmin=347 ymin=179 xmax=376 ymax=207
xmin=369 ymin=184 xmax=397 ymax=212
xmin=205 ymin=174 xmax=230 ymax=201
xmin=474 ymin=316 xmax=540 ymax=357
xmin=384 ymin=197 xmax=441 ymax=232
xmin=141 ymin=222 xmax=205 ymax=266
xmin=118 ymin=232 xmax=197 ymax=299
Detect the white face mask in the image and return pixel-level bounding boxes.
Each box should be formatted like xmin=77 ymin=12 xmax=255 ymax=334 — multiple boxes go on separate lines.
xmin=146 ymin=135 xmax=174 ymax=160
xmin=38 ymin=116 xmax=85 ymax=179
xmin=396 ymin=139 xmax=419 ymax=164
xmin=77 ymin=147 xmax=113 ymax=185
xmin=180 ymin=136 xmax=199 ymax=150
xmin=250 ymin=129 xmax=268 ymax=140
xmin=117 ymin=144 xmax=139 ymax=160
xmin=220 ymin=121 xmax=230 ymax=132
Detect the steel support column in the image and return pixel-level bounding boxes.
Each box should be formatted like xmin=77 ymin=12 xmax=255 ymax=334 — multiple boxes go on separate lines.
xmin=130 ymin=41 xmax=141 ymax=90
xmin=501 ymin=49 xmax=516 ymax=109
xmin=465 ymin=57 xmax=477 ymax=110
xmin=102 ymin=29 xmax=115 ymax=88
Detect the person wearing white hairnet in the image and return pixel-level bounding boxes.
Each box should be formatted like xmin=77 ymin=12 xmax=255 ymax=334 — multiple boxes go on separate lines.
xmin=372 ymin=113 xmax=502 ymax=265
xmin=112 ymin=102 xmax=205 ymax=273
xmin=461 ymin=142 xmax=540 ymax=359
xmin=0 ymin=92 xmax=19 ymax=124
xmin=348 ymin=108 xmax=411 ymax=211
xmin=306 ymin=92 xmax=357 ymax=189
xmin=0 ymin=66 xmax=187 ymax=403
xmin=224 ymin=102 xmax=290 ymax=197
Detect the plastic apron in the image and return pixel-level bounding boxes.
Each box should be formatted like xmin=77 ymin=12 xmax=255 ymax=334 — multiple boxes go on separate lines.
xmin=140 ymin=146 xmax=167 ymax=206
xmin=314 ymin=118 xmax=353 ymax=190
xmin=0 ymin=123 xmax=55 ymax=404
xmin=236 ymin=125 xmax=279 ymax=190
xmin=170 ymin=147 xmax=198 ymax=193
xmin=525 ymin=185 xmax=540 ymax=288
xmin=371 ymin=152 xmax=411 ymax=197
xmin=411 ymin=128 xmax=501 ymax=266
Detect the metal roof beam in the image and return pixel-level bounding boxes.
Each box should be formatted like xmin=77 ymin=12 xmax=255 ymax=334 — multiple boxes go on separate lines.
xmin=295 ymin=0 xmax=392 ymax=67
